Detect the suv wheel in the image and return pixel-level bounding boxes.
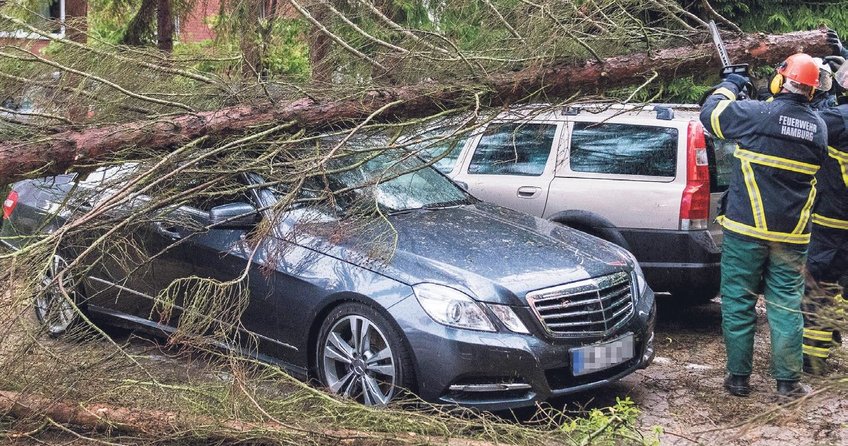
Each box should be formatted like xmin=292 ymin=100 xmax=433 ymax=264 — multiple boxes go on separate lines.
xmin=35 ymin=254 xmax=82 ymax=337
xmin=316 ymin=302 xmax=414 ymax=406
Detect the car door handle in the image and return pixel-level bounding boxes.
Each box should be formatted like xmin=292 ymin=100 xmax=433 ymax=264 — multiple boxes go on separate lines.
xmin=153 ymin=222 xmax=182 ymax=240
xmin=516 ymin=186 xmax=541 ymax=198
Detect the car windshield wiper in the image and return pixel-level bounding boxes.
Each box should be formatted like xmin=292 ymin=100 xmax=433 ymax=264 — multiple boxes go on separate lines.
xmin=421 ymin=198 xmax=471 ymax=209
xmin=387 ymin=199 xmax=471 ymax=215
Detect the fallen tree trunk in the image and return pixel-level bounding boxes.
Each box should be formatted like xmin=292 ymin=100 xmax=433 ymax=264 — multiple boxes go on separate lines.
xmin=0 ymin=390 xmax=526 ymax=446
xmin=0 ymin=28 xmax=829 ymax=186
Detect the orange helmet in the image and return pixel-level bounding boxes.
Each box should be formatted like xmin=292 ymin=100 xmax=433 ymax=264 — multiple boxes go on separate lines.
xmin=778 ymin=53 xmax=821 ymax=88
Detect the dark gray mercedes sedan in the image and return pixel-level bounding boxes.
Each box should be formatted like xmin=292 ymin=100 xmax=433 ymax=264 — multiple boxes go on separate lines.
xmin=1 ymin=150 xmax=655 ymax=410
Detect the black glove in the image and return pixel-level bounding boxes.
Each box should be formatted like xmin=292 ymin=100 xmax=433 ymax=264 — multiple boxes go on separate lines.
xmin=827 ymin=29 xmax=848 ymax=59
xmin=724 ymin=73 xmax=750 ymax=91
xmin=824 ymin=55 xmax=845 ymax=73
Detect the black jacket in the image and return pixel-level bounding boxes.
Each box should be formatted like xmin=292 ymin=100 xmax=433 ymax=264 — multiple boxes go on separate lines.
xmin=700 ymin=81 xmax=827 ymax=245
xmin=813 ymin=105 xmax=848 ymax=230
xmin=806 ymin=105 xmax=848 ymax=282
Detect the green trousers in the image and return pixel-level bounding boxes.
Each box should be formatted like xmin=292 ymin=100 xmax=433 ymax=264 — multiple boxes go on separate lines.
xmin=720 ymin=233 xmax=807 ymax=381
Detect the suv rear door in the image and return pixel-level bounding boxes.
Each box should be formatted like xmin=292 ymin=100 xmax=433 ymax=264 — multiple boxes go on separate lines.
xmin=545 ymin=119 xmax=685 ymax=229
xmin=452 ymin=121 xmax=562 ymax=216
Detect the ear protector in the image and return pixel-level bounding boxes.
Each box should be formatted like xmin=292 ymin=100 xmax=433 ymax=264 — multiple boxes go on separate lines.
xmin=770 ymin=60 xmax=787 ymax=95
xmin=769 ymin=73 xmax=784 ymax=95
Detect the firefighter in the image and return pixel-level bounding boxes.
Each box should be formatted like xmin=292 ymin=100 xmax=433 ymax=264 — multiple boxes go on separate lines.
xmin=803 ymin=58 xmax=848 ymax=375
xmin=700 ymin=53 xmax=827 ymax=399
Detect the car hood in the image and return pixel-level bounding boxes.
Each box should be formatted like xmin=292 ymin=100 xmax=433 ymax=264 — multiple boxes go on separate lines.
xmin=286 ymin=202 xmax=633 ymax=306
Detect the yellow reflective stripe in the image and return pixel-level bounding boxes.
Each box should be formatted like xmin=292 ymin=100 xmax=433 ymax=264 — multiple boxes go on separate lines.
xmin=812 ymin=213 xmax=848 ymax=230
xmin=803 ymin=328 xmax=833 ymax=342
xmin=792 ymin=178 xmax=816 ymax=234
xmin=740 ymin=160 xmax=768 ymax=229
xmin=828 ymin=146 xmax=848 ymax=187
xmin=714 ymin=87 xmax=737 ymax=100
xmin=829 ymin=146 xmax=848 ymax=161
xmin=710 ymin=100 xmax=733 ymax=139
xmin=735 ymin=148 xmax=820 ymax=176
xmin=803 ymin=344 xmax=830 ymax=358
xmin=720 ymin=217 xmax=811 ymax=244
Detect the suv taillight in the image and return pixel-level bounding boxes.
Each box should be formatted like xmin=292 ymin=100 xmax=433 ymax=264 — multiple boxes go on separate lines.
xmin=3 ymin=190 xmax=18 ymax=219
xmin=680 ymin=122 xmax=710 ymax=230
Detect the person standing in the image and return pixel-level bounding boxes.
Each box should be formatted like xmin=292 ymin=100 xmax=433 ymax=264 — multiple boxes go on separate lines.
xmin=804 ymin=75 xmax=848 ymax=374
xmin=700 ymin=53 xmax=828 ymax=399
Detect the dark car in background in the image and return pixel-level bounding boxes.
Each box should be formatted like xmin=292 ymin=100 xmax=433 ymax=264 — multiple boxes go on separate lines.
xmin=1 ymin=150 xmax=655 ymax=410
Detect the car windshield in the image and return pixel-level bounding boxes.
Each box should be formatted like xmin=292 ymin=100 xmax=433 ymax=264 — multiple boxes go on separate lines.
xmin=284 ymin=148 xmax=474 ymax=216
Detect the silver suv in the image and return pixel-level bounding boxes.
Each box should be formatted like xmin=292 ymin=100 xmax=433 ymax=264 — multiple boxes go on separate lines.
xmin=418 ymin=104 xmax=734 ymax=304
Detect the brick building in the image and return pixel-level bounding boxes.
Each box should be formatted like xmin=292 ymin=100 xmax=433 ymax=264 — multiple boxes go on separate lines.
xmin=0 ymin=0 xmax=222 ymax=52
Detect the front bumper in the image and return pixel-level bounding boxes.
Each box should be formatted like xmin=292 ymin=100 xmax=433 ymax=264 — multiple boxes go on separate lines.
xmin=620 ymin=228 xmax=721 ymax=293
xmin=389 ymin=287 xmax=656 ymax=411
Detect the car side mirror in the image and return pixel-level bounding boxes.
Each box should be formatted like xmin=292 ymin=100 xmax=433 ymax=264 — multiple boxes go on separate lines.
xmin=208 ymin=202 xmax=259 ymax=229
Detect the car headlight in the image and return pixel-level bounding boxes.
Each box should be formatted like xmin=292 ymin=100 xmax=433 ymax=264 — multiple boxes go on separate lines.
xmin=621 ymin=250 xmax=648 ymax=296
xmin=413 ymin=283 xmax=495 ymax=332
xmin=487 ymin=304 xmax=530 ymax=334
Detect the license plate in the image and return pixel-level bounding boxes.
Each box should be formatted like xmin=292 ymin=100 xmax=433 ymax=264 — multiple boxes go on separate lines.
xmin=571 ymin=333 xmax=635 ymax=377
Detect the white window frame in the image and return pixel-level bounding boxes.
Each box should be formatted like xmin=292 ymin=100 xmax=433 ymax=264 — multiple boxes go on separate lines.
xmin=0 ymin=0 xmax=66 ymax=40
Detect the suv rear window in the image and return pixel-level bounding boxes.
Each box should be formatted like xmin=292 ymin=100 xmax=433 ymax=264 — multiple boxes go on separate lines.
xmin=468 ymin=123 xmax=556 ymax=176
xmin=707 ymin=137 xmax=734 ymax=192
xmin=569 ymin=123 xmax=677 ymax=177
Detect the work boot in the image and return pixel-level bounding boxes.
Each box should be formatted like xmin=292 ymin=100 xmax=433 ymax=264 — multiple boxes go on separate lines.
xmin=803 ymin=356 xmax=829 ymax=376
xmin=776 ymin=380 xmax=811 ymax=400
xmin=724 ymin=374 xmax=751 ymax=397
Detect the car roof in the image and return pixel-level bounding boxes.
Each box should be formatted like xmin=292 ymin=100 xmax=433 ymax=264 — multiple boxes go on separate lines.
xmin=493 ymin=102 xmax=701 ymax=123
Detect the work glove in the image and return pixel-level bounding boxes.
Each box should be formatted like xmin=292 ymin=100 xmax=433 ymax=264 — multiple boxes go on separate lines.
xmin=824 ymin=55 xmax=845 ymax=73
xmin=723 ymin=73 xmax=751 ymax=92
xmin=827 ymin=29 xmax=848 ymax=59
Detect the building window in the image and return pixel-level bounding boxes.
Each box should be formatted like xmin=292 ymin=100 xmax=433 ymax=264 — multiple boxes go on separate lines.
xmin=0 ymin=0 xmax=66 ymax=38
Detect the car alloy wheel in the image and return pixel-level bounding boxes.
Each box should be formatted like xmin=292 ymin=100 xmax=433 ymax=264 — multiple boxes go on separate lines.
xmin=34 ymin=254 xmax=79 ymax=337
xmin=317 ymin=303 xmax=413 ymax=406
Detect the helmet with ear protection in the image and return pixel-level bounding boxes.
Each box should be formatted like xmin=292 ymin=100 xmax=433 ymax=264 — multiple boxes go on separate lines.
xmin=769 ymin=53 xmax=820 ymax=97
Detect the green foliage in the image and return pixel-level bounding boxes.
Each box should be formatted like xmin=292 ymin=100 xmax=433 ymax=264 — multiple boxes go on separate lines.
xmin=263 ymin=19 xmax=310 ymax=80
xmin=709 ymin=0 xmax=848 ymax=37
xmin=83 ymin=0 xmax=141 ymax=45
xmin=560 ymin=397 xmax=661 ymax=446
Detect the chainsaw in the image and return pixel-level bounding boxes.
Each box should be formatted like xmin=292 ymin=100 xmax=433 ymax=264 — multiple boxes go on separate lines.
xmin=705 ymin=20 xmax=756 ymax=99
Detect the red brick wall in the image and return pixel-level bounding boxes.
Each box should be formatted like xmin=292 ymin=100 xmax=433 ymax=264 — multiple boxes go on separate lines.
xmin=180 ymin=0 xmax=221 ymax=43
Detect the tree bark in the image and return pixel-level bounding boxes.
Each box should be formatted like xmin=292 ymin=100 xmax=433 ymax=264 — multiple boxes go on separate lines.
xmin=64 ymin=0 xmax=88 ymax=43
xmin=0 ymin=390 xmax=512 ymax=446
xmin=123 ymin=0 xmax=157 ymax=46
xmin=0 ymin=28 xmax=830 ymax=186
xmin=240 ymin=0 xmax=264 ymax=79
xmin=308 ymin=1 xmax=333 ymax=84
xmin=157 ymin=0 xmax=174 ymax=52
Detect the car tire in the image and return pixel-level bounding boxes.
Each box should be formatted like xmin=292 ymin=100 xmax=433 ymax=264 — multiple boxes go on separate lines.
xmin=315 ymin=302 xmax=415 ymax=406
xmin=550 ymin=211 xmax=632 ymax=252
xmin=35 ymin=254 xmax=86 ymax=338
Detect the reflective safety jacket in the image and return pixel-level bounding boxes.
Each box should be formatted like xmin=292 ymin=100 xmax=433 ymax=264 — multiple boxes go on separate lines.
xmin=700 ymin=81 xmax=827 ymax=244
xmin=814 ymin=105 xmax=848 ymax=231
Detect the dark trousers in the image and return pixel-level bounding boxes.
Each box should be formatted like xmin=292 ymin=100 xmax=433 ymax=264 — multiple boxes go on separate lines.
xmin=721 ymin=233 xmax=806 ymax=381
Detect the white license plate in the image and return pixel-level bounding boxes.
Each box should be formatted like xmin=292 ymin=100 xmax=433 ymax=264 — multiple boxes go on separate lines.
xmin=571 ymin=333 xmax=635 ymax=377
